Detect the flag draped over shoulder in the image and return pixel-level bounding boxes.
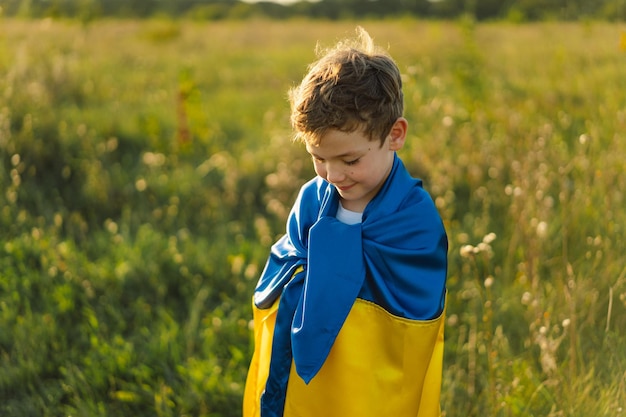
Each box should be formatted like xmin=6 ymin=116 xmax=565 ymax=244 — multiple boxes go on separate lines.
xmin=246 ymin=154 xmax=448 ymax=417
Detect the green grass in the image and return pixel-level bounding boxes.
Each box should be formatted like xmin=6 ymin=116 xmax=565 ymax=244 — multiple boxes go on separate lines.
xmin=1 ymin=17 xmax=625 ymax=417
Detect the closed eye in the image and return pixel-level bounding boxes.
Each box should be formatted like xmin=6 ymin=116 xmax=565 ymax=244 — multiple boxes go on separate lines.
xmin=345 ymin=158 xmax=360 ymax=166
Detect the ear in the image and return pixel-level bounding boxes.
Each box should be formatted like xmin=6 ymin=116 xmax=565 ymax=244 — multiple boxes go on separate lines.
xmin=388 ymin=117 xmax=408 ymax=151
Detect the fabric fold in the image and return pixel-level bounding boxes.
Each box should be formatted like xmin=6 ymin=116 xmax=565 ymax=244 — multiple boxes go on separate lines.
xmin=253 ymin=154 xmax=448 ymax=389
xmin=292 ymin=217 xmax=365 ymax=383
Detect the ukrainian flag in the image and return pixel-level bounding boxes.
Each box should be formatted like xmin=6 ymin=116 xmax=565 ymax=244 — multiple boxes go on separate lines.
xmin=244 ymin=155 xmax=448 ymax=417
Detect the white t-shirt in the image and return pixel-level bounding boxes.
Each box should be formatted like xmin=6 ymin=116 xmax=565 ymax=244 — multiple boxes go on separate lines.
xmin=336 ymin=203 xmax=363 ymax=225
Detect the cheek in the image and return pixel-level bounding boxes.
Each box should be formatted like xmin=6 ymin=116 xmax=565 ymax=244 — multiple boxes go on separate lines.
xmin=313 ymin=163 xmax=326 ymax=177
xmin=347 ymin=167 xmax=363 ymax=180
xmin=355 ymin=166 xmax=378 ymax=184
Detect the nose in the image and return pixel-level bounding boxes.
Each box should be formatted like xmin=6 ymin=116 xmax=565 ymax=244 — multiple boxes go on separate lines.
xmin=325 ymin=162 xmax=345 ymax=184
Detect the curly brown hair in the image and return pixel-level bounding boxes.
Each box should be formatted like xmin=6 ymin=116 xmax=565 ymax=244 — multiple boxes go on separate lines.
xmin=289 ymin=27 xmax=404 ymax=147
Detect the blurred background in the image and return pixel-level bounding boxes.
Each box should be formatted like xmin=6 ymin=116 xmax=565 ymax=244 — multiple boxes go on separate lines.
xmin=0 ymin=0 xmax=625 ymax=20
xmin=1 ymin=1 xmax=625 ymax=416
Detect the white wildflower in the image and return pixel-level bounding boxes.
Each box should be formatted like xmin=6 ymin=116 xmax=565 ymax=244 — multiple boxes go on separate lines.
xmin=536 ymin=221 xmax=548 ymax=238
xmin=484 ymin=276 xmax=494 ymax=288
xmin=483 ymin=232 xmax=497 ymax=244
xmin=460 ymin=245 xmax=475 ymax=258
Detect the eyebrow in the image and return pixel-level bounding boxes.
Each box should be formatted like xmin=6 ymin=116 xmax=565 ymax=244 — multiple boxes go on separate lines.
xmin=307 ymin=150 xmax=361 ymax=159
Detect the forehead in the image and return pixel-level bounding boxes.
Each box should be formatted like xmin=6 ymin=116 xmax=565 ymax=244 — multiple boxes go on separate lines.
xmin=305 ymin=128 xmax=374 ymax=157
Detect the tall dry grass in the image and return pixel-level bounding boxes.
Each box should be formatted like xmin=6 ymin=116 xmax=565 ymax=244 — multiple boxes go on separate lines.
xmin=0 ymin=18 xmax=624 ymax=416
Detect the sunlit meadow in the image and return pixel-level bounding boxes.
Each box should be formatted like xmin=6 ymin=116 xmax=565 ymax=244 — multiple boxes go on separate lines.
xmin=0 ymin=18 xmax=625 ymax=416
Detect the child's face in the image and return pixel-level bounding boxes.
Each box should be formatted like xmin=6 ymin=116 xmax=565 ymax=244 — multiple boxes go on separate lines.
xmin=305 ymin=119 xmax=406 ymax=212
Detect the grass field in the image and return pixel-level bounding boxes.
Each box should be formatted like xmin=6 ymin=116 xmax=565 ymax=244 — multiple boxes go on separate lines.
xmin=1 ymin=17 xmax=625 ymax=416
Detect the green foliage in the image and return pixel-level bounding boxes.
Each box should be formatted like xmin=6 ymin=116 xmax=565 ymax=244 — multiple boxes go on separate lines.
xmin=1 ymin=19 xmax=625 ymax=417
xmin=1 ymin=0 xmax=624 ymax=21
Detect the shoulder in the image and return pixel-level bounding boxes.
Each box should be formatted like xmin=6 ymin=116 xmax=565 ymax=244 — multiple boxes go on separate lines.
xmin=393 ymin=167 xmax=444 ymax=233
xmin=391 ymin=160 xmax=437 ymax=214
xmin=294 ymin=177 xmax=330 ymax=209
xmin=405 ymin=180 xmax=432 ymax=205
xmin=288 ymin=177 xmax=331 ymax=231
xmin=299 ymin=176 xmax=330 ymax=197
xmin=402 ymin=181 xmax=441 ymax=221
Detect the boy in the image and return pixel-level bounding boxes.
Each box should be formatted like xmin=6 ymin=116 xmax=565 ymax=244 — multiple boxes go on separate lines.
xmin=244 ymin=27 xmax=448 ymax=417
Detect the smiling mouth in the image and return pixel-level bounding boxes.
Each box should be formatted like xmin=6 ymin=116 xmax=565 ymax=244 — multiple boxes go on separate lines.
xmin=336 ymin=184 xmax=355 ymax=192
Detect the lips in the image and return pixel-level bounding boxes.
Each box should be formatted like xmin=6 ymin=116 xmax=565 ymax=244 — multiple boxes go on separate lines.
xmin=336 ymin=184 xmax=355 ymax=192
